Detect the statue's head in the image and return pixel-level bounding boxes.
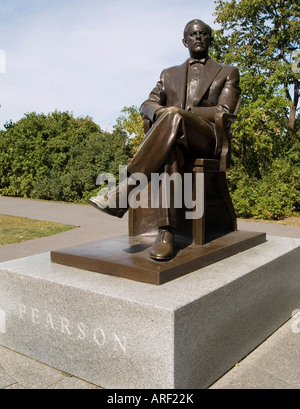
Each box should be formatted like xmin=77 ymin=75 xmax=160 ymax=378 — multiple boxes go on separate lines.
xmin=182 ymin=19 xmax=212 ymax=58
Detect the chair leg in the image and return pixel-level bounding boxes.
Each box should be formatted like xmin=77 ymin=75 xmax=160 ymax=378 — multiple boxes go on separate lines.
xmin=192 ymin=167 xmax=205 ymax=245
xmin=217 ymin=172 xmax=237 ymax=232
xmin=190 ymin=166 xmax=236 ymax=246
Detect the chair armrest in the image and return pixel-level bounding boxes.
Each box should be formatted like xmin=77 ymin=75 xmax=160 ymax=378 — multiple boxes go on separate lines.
xmin=215 ymin=112 xmax=237 ymax=172
xmin=143 ymin=119 xmax=152 ymax=133
xmin=215 ymin=112 xmax=238 ymax=127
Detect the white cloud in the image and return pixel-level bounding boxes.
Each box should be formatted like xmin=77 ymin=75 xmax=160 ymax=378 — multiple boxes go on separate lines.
xmin=0 ymin=0 xmax=218 ymax=130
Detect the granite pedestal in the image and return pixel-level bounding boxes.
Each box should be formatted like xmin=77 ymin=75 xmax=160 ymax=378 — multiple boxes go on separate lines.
xmin=0 ymin=236 xmax=300 ymax=389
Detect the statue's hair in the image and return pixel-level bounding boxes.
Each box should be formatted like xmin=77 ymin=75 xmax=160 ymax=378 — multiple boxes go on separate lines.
xmin=183 ymin=19 xmax=213 ymax=44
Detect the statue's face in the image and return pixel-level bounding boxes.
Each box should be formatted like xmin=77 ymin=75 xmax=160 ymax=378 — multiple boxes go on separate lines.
xmin=182 ymin=21 xmax=210 ymax=58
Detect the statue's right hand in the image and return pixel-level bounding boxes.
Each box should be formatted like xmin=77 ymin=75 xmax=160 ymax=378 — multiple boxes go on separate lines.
xmin=154 ymin=107 xmax=165 ymax=121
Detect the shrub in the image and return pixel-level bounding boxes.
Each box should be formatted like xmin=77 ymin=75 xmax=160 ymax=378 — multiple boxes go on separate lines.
xmin=228 ymin=158 xmax=300 ymax=220
xmin=0 ymin=111 xmax=129 ymax=203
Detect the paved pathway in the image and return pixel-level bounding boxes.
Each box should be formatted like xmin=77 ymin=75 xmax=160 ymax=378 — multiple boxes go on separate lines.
xmin=0 ymin=196 xmax=299 ymax=389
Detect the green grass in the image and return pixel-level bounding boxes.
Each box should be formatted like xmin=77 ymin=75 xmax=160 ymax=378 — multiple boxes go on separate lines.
xmin=0 ymin=214 xmax=77 ymax=246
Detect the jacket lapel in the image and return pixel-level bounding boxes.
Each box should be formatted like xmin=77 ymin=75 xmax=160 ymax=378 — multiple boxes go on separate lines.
xmin=170 ymin=57 xmax=223 ymax=108
xmin=193 ymin=57 xmax=223 ymax=106
xmin=171 ymin=60 xmax=189 ymax=109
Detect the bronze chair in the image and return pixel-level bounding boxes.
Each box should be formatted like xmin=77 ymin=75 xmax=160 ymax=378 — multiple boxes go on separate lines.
xmin=128 ymin=98 xmax=241 ymax=246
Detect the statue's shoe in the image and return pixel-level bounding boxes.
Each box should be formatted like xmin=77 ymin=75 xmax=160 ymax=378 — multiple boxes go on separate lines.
xmin=89 ymin=195 xmax=128 ymax=218
xmin=150 ymin=228 xmax=174 ymax=261
xmin=89 ymin=179 xmax=129 ymax=218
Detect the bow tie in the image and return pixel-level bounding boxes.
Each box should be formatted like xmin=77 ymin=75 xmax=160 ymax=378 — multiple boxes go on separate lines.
xmin=190 ymin=58 xmax=206 ymax=65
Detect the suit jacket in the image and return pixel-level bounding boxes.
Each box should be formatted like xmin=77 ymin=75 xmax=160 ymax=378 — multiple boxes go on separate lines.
xmin=140 ymin=56 xmax=241 ymax=124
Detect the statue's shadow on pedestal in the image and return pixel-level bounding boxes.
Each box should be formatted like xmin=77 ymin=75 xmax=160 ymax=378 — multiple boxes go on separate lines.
xmin=51 ymin=230 xmax=266 ymax=285
xmin=123 ymin=242 xmax=153 ymax=255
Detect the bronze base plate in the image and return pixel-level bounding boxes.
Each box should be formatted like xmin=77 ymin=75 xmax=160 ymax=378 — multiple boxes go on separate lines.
xmin=50 ymin=230 xmax=266 ymax=285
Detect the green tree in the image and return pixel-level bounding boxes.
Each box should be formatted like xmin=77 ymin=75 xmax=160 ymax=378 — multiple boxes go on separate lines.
xmin=0 ymin=111 xmax=129 ymax=203
xmin=211 ymin=0 xmax=300 ymax=219
xmin=114 ymin=106 xmax=144 ymax=154
xmin=213 ymin=0 xmax=299 ymax=132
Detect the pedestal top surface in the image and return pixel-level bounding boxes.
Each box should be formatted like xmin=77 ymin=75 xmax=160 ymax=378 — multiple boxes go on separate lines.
xmin=0 ymin=236 xmax=299 ymax=311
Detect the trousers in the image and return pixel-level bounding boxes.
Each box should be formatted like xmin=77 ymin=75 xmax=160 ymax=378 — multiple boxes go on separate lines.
xmin=127 ymin=107 xmax=220 ymax=229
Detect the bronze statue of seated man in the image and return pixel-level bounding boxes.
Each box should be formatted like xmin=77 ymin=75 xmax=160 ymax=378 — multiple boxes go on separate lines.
xmin=89 ymin=19 xmax=241 ymax=261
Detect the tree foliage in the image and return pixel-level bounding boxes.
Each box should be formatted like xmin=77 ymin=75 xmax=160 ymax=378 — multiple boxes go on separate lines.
xmin=0 ymin=111 xmax=129 ymax=203
xmin=213 ymin=0 xmax=299 ymax=131
xmin=212 ymin=0 xmax=300 ymax=219
xmin=114 ymin=106 xmax=144 ymax=154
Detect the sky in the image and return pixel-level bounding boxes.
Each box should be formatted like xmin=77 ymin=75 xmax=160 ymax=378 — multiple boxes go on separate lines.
xmin=0 ymin=0 xmax=219 ymax=131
